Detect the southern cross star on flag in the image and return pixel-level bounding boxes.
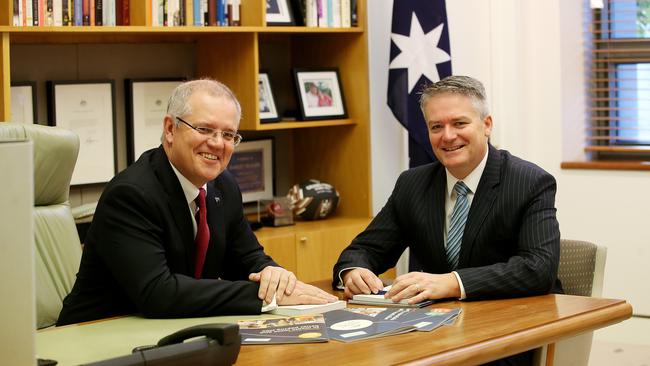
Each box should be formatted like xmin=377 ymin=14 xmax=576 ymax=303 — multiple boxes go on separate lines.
xmin=387 ymin=0 xmax=452 ymax=168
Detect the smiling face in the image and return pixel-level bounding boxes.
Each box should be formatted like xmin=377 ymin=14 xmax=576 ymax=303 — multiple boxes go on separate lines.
xmin=424 ymin=93 xmax=492 ymax=179
xmin=163 ymin=91 xmax=238 ymax=187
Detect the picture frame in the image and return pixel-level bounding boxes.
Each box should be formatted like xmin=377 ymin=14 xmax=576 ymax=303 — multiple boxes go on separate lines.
xmin=47 ymin=80 xmax=117 ymax=186
xmin=266 ymin=0 xmax=294 ymax=25
xmin=10 ymin=81 xmax=37 ymax=124
xmin=258 ymin=73 xmax=280 ymax=123
xmin=125 ymin=78 xmax=184 ymax=164
xmin=228 ymin=138 xmax=274 ymax=203
xmin=293 ymin=68 xmax=347 ymax=120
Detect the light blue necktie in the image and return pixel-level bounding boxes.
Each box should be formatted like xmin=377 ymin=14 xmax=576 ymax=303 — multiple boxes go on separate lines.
xmin=446 ymin=181 xmax=470 ymax=269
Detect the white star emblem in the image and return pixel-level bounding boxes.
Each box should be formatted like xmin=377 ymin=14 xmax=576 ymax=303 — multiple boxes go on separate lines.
xmin=389 ymin=12 xmax=451 ymax=93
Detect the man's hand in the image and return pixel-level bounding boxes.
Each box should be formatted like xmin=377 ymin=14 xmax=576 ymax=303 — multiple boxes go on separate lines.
xmin=341 ymin=268 xmax=384 ymax=298
xmin=386 ymin=272 xmax=460 ymax=304
xmin=248 ymin=266 xmax=297 ymax=303
xmin=277 ymin=281 xmax=339 ymax=305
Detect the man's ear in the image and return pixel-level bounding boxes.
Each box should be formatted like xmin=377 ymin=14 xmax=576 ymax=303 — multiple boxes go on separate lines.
xmin=163 ymin=116 xmax=175 ymax=144
xmin=483 ymin=115 xmax=493 ymax=137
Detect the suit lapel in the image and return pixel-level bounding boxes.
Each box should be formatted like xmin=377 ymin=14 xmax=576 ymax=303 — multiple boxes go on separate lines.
xmin=429 ymin=167 xmax=448 ymax=271
xmin=458 ymin=146 xmax=501 ymax=267
xmin=203 ymin=180 xmax=226 ymax=278
xmin=151 ymin=146 xmax=195 ymax=270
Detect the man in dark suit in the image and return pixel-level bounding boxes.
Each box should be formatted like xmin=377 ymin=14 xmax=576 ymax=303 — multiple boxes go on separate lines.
xmin=333 ymin=76 xmax=561 ymax=366
xmin=58 ymin=79 xmax=336 ymax=326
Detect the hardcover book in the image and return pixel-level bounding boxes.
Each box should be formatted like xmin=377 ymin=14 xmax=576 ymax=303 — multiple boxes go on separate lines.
xmin=239 ymin=314 xmax=329 ymax=345
xmin=349 ymin=286 xmax=435 ymax=308
xmin=269 ymin=300 xmax=346 ymax=316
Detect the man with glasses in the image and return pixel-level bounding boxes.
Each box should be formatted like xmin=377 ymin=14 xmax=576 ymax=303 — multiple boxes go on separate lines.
xmin=58 ymin=79 xmax=336 ymax=326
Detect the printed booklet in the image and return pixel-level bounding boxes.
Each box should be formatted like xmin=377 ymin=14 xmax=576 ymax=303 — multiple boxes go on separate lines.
xmin=324 ymin=307 xmax=462 ymax=343
xmin=239 ymin=314 xmax=329 ymax=345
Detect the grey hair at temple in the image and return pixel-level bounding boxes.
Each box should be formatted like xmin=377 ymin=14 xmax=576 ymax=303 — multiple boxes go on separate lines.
xmin=166 ymin=78 xmax=242 ymax=127
xmin=419 ymin=75 xmax=489 ymax=120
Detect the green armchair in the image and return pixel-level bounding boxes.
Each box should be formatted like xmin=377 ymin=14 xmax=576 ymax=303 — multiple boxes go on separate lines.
xmin=0 ymin=123 xmax=82 ymax=329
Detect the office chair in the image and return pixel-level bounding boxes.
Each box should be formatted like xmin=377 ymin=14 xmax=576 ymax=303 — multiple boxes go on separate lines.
xmin=534 ymin=239 xmax=607 ymax=366
xmin=0 ymin=123 xmax=82 ymax=329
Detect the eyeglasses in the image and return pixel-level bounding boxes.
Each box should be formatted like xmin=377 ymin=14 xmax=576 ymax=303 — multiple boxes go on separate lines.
xmin=176 ymin=116 xmax=242 ymax=147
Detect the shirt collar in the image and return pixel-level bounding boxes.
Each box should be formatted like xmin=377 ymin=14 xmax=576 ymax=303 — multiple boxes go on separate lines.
xmin=169 ymin=162 xmax=207 ymax=204
xmin=445 ymin=144 xmax=489 ymax=198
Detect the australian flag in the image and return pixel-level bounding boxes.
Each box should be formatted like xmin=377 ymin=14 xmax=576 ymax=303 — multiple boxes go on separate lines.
xmin=387 ymin=0 xmax=452 ymax=168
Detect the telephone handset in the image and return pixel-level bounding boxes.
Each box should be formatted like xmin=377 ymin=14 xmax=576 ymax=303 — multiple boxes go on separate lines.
xmin=84 ymin=323 xmax=241 ymax=366
xmin=157 ymin=323 xmax=240 ymax=347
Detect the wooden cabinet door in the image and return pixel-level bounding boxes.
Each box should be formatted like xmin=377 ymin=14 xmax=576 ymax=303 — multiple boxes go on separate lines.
xmin=258 ymin=234 xmax=297 ymax=275
xmin=295 ymin=223 xmax=366 ymax=283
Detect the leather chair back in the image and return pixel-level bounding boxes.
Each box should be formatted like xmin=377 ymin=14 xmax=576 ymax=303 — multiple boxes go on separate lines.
xmin=0 ymin=123 xmax=82 ymax=328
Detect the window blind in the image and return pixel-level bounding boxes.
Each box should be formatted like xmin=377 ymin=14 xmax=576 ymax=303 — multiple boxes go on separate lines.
xmin=587 ymin=0 xmax=650 ymax=161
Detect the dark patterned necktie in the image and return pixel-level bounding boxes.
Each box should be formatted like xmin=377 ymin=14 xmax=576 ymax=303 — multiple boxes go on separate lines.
xmin=194 ymin=188 xmax=210 ymax=279
xmin=446 ymin=181 xmax=470 ymax=269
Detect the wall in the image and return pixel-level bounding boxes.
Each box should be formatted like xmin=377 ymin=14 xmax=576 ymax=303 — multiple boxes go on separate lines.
xmin=368 ymin=0 xmax=650 ymax=314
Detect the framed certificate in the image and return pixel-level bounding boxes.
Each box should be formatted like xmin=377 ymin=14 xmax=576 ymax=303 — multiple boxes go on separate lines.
xmin=125 ymin=78 xmax=184 ymax=164
xmin=228 ymin=138 xmax=274 ymax=203
xmin=10 ymin=81 xmax=37 ymax=124
xmin=47 ymin=80 xmax=117 ymax=186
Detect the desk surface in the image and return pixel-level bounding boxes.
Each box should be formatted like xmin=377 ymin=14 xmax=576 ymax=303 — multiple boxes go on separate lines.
xmin=37 ymin=281 xmax=632 ymax=366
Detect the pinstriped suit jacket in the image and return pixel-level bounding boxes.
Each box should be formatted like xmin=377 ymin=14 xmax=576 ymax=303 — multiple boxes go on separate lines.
xmin=333 ymin=145 xmax=562 ymax=299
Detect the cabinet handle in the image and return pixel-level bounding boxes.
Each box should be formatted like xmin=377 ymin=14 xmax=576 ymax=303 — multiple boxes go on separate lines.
xmin=299 ymin=236 xmax=308 ymax=244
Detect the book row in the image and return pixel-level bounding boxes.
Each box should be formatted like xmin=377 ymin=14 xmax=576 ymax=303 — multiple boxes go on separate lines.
xmin=12 ymin=0 xmax=131 ymax=26
xmin=10 ymin=0 xmax=358 ymax=28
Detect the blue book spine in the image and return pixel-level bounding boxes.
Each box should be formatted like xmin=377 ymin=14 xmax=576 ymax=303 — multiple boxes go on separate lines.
xmin=327 ymin=0 xmax=333 ymax=27
xmin=217 ymin=0 xmax=224 ymax=26
xmin=74 ymin=0 xmax=82 ymax=25
xmin=193 ymin=0 xmax=202 ymax=26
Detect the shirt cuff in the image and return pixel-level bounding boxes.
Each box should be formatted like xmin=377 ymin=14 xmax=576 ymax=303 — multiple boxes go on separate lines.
xmin=452 ymin=271 xmax=467 ymax=300
xmin=261 ymin=294 xmax=277 ymax=312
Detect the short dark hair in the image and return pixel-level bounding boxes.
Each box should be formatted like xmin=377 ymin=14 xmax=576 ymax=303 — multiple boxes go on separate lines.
xmin=419 ymin=75 xmax=489 ymax=119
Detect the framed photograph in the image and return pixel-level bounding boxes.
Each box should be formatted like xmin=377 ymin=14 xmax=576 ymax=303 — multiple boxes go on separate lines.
xmin=228 ymin=138 xmax=274 ymax=203
xmin=294 ymin=68 xmax=347 ymax=120
xmin=266 ymin=0 xmax=294 ymax=25
xmin=125 ymin=78 xmax=184 ymax=164
xmin=258 ymin=73 xmax=280 ymax=123
xmin=47 ymin=80 xmax=117 ymax=186
xmin=10 ymin=81 xmax=37 ymax=124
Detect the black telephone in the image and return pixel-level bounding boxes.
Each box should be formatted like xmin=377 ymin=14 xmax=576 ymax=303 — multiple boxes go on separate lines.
xmin=84 ymin=323 xmax=241 ymax=366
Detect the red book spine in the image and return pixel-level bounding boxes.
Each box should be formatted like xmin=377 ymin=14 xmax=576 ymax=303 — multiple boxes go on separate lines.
xmin=208 ymin=0 xmax=216 ymax=26
xmin=116 ymin=0 xmax=122 ymax=25
xmin=82 ymin=0 xmax=90 ymax=25
xmin=122 ymin=0 xmax=129 ymax=25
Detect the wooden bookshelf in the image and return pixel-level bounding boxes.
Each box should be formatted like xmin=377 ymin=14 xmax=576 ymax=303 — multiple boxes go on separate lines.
xmin=0 ymin=0 xmax=371 ymax=281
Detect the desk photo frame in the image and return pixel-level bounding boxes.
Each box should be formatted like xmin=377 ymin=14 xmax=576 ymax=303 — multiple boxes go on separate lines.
xmin=228 ymin=138 xmax=274 ymax=203
xmin=259 ymin=73 xmax=280 ymax=123
xmin=10 ymin=81 xmax=37 ymax=124
xmin=125 ymin=78 xmax=184 ymax=164
xmin=47 ymin=80 xmax=117 ymax=186
xmin=266 ymin=0 xmax=294 ymax=25
xmin=294 ymin=68 xmax=347 ymax=120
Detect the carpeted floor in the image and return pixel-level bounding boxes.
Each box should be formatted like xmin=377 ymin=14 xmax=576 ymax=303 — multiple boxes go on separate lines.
xmin=589 ymin=316 xmax=650 ymax=366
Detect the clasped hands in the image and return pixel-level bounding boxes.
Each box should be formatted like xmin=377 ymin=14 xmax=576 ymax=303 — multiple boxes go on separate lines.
xmin=342 ymin=268 xmax=461 ymax=304
xmin=249 ymin=266 xmax=337 ymax=305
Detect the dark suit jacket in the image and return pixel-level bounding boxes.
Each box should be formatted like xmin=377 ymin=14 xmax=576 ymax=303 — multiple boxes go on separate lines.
xmin=333 ymin=146 xmax=562 ymax=299
xmin=57 ymin=146 xmax=276 ymax=325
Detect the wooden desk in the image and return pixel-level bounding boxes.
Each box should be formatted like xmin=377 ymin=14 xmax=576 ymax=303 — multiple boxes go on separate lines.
xmin=37 ymin=281 xmax=632 ymax=366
